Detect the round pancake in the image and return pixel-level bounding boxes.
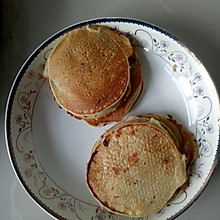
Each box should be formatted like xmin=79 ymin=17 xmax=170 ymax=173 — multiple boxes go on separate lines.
xmin=46 ymin=26 xmax=132 ymax=117
xmin=86 ymin=119 xmax=187 ymax=217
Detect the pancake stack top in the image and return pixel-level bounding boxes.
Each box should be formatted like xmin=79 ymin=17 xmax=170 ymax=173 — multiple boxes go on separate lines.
xmin=44 ymin=25 xmax=143 ymax=126
xmin=86 ymin=114 xmax=198 ymax=217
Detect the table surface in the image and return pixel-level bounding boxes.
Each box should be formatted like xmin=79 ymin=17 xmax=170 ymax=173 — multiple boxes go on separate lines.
xmin=1 ymin=1 xmax=220 ymax=219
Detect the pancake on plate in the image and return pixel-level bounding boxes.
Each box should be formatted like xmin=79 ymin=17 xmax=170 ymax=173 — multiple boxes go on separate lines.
xmin=44 ymin=25 xmax=143 ymax=126
xmin=86 ymin=114 xmax=198 ymax=217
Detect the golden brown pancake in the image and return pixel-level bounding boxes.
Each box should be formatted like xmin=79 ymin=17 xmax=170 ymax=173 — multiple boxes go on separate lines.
xmin=86 ymin=114 xmax=197 ymax=217
xmin=45 ymin=25 xmax=131 ymax=116
xmin=44 ymin=25 xmax=143 ymax=126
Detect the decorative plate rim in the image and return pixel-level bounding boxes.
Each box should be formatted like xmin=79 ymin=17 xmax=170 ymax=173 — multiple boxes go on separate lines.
xmin=4 ymin=17 xmax=220 ymax=220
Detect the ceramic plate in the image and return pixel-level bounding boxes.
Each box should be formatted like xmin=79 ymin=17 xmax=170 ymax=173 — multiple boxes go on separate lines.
xmin=5 ymin=18 xmax=220 ymax=220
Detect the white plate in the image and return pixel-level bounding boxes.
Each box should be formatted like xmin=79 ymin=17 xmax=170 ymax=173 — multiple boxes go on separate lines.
xmin=5 ymin=17 xmax=220 ymax=220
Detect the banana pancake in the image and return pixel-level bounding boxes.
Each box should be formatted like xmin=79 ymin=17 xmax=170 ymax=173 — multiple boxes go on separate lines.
xmin=44 ymin=25 xmax=143 ymax=125
xmin=86 ymin=114 xmax=198 ymax=217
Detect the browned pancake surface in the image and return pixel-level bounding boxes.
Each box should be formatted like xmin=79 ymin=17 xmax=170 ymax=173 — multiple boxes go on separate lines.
xmin=87 ymin=121 xmax=187 ymax=217
xmin=133 ymin=114 xmax=198 ymax=197
xmin=48 ymin=26 xmax=131 ymax=116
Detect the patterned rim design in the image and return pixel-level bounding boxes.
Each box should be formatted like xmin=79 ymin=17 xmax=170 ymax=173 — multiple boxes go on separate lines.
xmin=5 ymin=17 xmax=220 ymax=220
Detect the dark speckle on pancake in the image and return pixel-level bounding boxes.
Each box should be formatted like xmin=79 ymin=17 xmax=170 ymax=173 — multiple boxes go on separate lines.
xmin=103 ymin=139 xmax=109 ymax=147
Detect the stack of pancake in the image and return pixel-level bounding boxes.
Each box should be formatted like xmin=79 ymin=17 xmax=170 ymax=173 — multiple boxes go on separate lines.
xmin=43 ymin=25 xmax=143 ymax=126
xmin=86 ymin=114 xmax=198 ymax=217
